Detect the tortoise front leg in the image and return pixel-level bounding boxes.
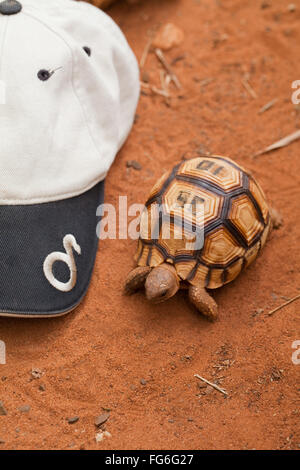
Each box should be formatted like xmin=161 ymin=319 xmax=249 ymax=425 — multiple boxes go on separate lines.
xmin=188 ymin=285 xmax=218 ymax=321
xmin=124 ymin=266 xmax=152 ymax=295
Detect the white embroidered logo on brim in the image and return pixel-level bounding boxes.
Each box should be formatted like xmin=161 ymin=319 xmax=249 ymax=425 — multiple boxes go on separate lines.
xmin=43 ymin=234 xmax=81 ymax=292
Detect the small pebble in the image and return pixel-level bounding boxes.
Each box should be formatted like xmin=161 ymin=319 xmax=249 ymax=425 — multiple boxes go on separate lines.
xmin=31 ymin=368 xmax=43 ymax=379
xmin=140 ymin=378 xmax=147 ymax=386
xmin=152 ymin=23 xmax=184 ymax=50
xmin=197 ymin=382 xmax=207 ymax=389
xmin=95 ymin=412 xmax=110 ymax=428
xmin=19 ymin=405 xmax=30 ymax=413
xmin=0 ymin=401 xmax=7 ymax=416
xmin=126 ymin=160 xmax=142 ymax=170
xmin=95 ymin=430 xmax=111 ymax=443
xmin=95 ymin=432 xmax=104 ymax=443
xmin=182 ymin=355 xmax=192 ymax=361
xmin=67 ymin=416 xmax=79 ymax=424
xmin=261 ymin=1 xmax=271 ymax=8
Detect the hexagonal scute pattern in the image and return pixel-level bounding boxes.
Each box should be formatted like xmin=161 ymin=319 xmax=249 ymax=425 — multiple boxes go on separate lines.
xmin=229 ymin=194 xmax=264 ymax=245
xmin=163 ymin=179 xmax=223 ymax=226
xmin=146 ymin=170 xmax=170 ymax=201
xmin=248 ymin=178 xmax=269 ymax=224
xmin=178 ymin=156 xmax=243 ymax=192
xmin=136 ymin=155 xmax=270 ymax=289
xmin=202 ymin=226 xmax=245 ymax=266
xmin=158 ymin=221 xmax=194 ymax=258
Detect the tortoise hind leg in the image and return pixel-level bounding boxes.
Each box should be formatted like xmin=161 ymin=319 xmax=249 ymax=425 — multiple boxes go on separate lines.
xmin=188 ymin=285 xmax=218 ymax=322
xmin=269 ymin=207 xmax=283 ymax=230
xmin=124 ymin=266 xmax=151 ymax=295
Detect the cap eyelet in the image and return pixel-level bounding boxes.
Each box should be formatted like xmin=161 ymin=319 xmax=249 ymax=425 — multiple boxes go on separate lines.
xmin=83 ymin=46 xmax=91 ymax=57
xmin=37 ymin=69 xmax=51 ymax=81
xmin=0 ymin=0 xmax=22 ymax=15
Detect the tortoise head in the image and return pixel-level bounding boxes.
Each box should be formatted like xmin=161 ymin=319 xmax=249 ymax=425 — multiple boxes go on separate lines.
xmin=145 ymin=263 xmax=179 ymax=303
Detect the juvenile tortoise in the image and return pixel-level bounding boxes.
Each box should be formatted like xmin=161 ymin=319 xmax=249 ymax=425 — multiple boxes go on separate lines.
xmin=124 ymin=155 xmax=280 ymax=321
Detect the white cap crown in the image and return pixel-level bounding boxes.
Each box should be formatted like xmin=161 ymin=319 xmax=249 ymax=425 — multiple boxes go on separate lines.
xmin=0 ymin=0 xmax=139 ymax=204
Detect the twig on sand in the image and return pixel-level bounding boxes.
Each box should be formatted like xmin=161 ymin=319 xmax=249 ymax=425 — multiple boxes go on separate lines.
xmin=159 ymin=70 xmax=168 ymax=93
xmin=165 ymin=74 xmax=171 ymax=89
xmin=199 ymin=77 xmax=215 ymax=87
xmin=159 ymin=70 xmax=172 ymax=105
xmin=253 ymin=129 xmax=300 ymax=157
xmin=140 ymin=81 xmax=169 ymax=98
xmin=258 ymin=98 xmax=277 ymax=114
xmin=194 ymin=374 xmax=228 ymax=396
xmin=267 ymin=293 xmax=300 ymax=316
xmin=140 ymin=37 xmax=153 ymax=68
xmin=242 ymin=73 xmax=257 ymax=99
xmin=154 ymin=48 xmax=181 ymax=89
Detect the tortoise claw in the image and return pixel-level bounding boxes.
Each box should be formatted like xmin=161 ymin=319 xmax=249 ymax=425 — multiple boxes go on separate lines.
xmin=124 ymin=266 xmax=152 ymax=295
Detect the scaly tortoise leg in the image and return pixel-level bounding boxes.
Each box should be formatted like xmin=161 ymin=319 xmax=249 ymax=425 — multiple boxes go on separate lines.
xmin=124 ymin=266 xmax=152 ymax=295
xmin=188 ymin=285 xmax=218 ymax=322
xmin=269 ymin=207 xmax=283 ymax=230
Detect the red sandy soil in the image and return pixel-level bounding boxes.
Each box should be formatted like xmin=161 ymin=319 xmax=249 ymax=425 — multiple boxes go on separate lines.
xmin=0 ymin=0 xmax=299 ymax=451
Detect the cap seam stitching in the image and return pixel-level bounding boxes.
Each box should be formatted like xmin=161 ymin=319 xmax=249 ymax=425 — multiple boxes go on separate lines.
xmin=22 ymin=10 xmax=102 ymax=161
xmin=1 ymin=10 xmax=107 ymax=204
xmin=5 ymin=10 xmax=106 ymax=204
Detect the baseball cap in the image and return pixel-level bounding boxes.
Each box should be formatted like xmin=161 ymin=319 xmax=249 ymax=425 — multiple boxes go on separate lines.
xmin=0 ymin=0 xmax=139 ymax=317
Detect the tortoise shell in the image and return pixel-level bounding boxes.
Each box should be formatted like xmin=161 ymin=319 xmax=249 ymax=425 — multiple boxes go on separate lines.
xmin=136 ymin=155 xmax=271 ymax=289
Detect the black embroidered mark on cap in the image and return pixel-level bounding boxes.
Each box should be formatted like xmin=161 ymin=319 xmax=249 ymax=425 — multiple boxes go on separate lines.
xmin=37 ymin=69 xmax=52 ymax=82
xmin=83 ymin=46 xmax=91 ymax=57
xmin=0 ymin=0 xmax=22 ymax=15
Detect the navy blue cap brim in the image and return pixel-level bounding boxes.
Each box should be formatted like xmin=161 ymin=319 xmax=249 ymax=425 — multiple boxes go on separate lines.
xmin=0 ymin=181 xmax=104 ymax=317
